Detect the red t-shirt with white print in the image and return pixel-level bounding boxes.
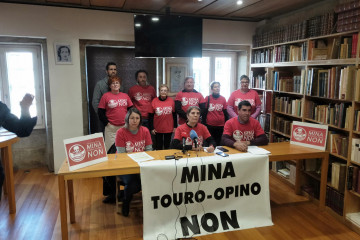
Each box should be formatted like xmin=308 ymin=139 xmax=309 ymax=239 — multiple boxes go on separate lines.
xmin=174 ymin=123 xmax=211 ymax=148
xmin=115 ymin=126 xmax=152 ymax=153
xmin=205 ymin=95 xmax=227 ymax=127
xmin=150 ymin=97 xmax=175 ymax=133
xmin=223 ymin=117 xmax=265 ymax=142
xmin=98 ymin=92 xmax=133 ymax=126
xmin=128 ymin=85 xmax=156 ymax=119
xmin=227 ymin=89 xmax=261 ymax=116
xmin=175 ymin=91 xmax=205 ymax=124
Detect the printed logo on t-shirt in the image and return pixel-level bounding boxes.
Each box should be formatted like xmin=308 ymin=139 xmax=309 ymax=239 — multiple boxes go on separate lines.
xmin=125 ymin=140 xmax=146 ymax=152
xmin=234 ymin=98 xmax=255 ymax=108
xmin=155 ymin=106 xmax=172 ymax=116
xmin=233 ymin=130 xmax=254 ymax=141
xmin=181 ymin=97 xmax=199 ymax=106
xmin=107 ymin=99 xmax=128 ymax=108
xmin=208 ymin=103 xmax=223 ymax=112
xmin=185 ymin=136 xmax=204 ymax=148
xmin=134 ymin=92 xmax=152 ymax=101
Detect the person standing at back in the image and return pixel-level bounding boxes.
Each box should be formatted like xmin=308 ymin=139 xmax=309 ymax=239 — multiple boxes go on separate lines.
xmin=175 ymin=76 xmax=206 ymax=125
xmin=227 ymin=75 xmax=261 ymax=119
xmin=92 ymin=62 xmax=118 ymax=115
xmin=128 ymin=70 xmax=156 ymax=130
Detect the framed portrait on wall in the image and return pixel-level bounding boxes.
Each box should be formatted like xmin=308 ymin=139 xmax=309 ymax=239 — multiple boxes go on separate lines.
xmin=54 ymin=43 xmax=72 ymax=64
xmin=166 ymin=63 xmax=188 ymax=96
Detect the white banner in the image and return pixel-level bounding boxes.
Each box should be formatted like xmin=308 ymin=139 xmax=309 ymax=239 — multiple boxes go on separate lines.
xmin=140 ymin=153 xmax=273 ymax=240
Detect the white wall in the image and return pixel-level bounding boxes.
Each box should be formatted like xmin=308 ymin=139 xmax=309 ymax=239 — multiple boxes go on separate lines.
xmin=0 ymin=3 xmax=256 ymax=172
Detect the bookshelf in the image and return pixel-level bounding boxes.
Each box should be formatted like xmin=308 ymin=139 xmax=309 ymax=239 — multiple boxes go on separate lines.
xmin=251 ymin=24 xmax=360 ymax=233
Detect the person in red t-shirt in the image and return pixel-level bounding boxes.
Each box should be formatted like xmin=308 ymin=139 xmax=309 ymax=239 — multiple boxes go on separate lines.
xmin=222 ymin=100 xmax=268 ymax=152
xmin=203 ymin=81 xmax=229 ymax=146
xmin=148 ymin=84 xmax=177 ymax=150
xmin=128 ymin=70 xmax=156 ymax=130
xmin=227 ymin=75 xmax=261 ymax=119
xmin=98 ymin=76 xmax=133 ymax=151
xmin=115 ymin=108 xmax=152 ymax=216
xmin=171 ymin=106 xmax=215 ymax=152
xmin=175 ymin=76 xmax=206 ymax=125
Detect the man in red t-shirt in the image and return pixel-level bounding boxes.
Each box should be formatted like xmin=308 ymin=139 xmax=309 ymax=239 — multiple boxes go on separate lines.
xmin=222 ymin=100 xmax=268 ymax=152
xmin=128 ymin=70 xmax=156 ymax=129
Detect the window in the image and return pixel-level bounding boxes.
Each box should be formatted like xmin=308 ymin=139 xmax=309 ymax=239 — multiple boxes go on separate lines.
xmin=0 ymin=45 xmax=44 ymax=128
xmin=193 ymin=51 xmax=237 ymax=99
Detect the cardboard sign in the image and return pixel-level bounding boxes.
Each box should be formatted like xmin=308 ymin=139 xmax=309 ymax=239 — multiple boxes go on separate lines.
xmin=64 ymin=133 xmax=107 ymax=171
xmin=290 ymin=121 xmax=328 ymax=150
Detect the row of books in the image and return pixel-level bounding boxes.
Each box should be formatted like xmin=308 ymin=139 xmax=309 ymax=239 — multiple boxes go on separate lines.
xmin=347 ymin=165 xmax=360 ymax=193
xmin=306 ymin=66 xmax=360 ymax=101
xmin=253 ymin=11 xmax=335 ymax=47
xmin=272 ymin=116 xmax=292 ymax=136
xmin=273 ymin=70 xmax=305 ymax=94
xmin=271 ymin=134 xmax=289 ymax=142
xmin=336 ymin=1 xmax=360 ymax=33
xmin=326 ymin=185 xmax=344 ymax=216
xmin=274 ymin=43 xmax=307 ymax=62
xmin=354 ymin=110 xmax=360 ymax=131
xmin=329 ymin=133 xmax=349 ymax=158
xmin=305 ymin=102 xmax=352 ymax=129
xmin=251 ymin=74 xmax=266 ymax=89
xmin=251 ymin=48 xmax=273 ymax=64
xmin=331 ymin=162 xmax=347 ymax=194
xmin=308 ymin=34 xmax=358 ymax=60
xmin=351 ymin=138 xmax=360 ymax=163
xmin=274 ymin=97 xmax=302 ymax=117
xmin=258 ymin=113 xmax=270 ymax=133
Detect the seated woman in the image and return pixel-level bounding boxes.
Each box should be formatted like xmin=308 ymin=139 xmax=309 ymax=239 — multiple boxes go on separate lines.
xmin=115 ymin=107 xmax=152 ymax=216
xmin=170 ymin=106 xmax=215 ymax=152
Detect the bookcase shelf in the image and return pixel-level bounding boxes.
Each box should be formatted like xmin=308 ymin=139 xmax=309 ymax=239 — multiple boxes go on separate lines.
xmin=251 ymin=26 xmax=360 ymax=231
xmin=271 ymin=129 xmax=290 ymax=138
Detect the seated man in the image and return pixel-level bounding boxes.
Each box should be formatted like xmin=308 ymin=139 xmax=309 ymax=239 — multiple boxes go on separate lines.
xmin=221 ymin=100 xmax=268 ymax=152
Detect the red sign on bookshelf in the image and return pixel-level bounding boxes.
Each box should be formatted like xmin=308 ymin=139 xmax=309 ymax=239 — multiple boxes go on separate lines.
xmin=290 ymin=121 xmax=328 ymax=150
xmin=64 ymin=133 xmax=107 ymax=171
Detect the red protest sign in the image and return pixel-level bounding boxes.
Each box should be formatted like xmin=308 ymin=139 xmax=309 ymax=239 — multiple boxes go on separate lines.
xmin=64 ymin=133 xmax=107 ymax=171
xmin=290 ymin=121 xmax=328 ymax=150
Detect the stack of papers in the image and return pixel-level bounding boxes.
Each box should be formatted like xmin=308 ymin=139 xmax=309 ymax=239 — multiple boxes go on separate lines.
xmin=247 ymin=146 xmax=271 ymax=155
xmin=127 ymin=152 xmax=154 ymax=163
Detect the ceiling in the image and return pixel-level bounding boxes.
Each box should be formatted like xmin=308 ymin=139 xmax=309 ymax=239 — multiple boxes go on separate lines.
xmin=2 ymin=0 xmax=325 ymax=22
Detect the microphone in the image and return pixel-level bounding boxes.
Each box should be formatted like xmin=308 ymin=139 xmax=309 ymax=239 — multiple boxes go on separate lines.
xmin=190 ymin=129 xmax=199 ymax=148
xmin=181 ymin=132 xmax=188 ymax=153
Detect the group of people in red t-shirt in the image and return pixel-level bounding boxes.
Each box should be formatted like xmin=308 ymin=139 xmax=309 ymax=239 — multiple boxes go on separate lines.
xmin=93 ymin=67 xmax=268 ymax=216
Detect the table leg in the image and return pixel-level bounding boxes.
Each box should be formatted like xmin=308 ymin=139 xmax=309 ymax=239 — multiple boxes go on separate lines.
xmin=58 ymin=175 xmax=69 ymax=240
xmin=1 ymin=149 xmax=7 ymax=196
xmin=67 ymin=180 xmax=75 ymax=223
xmin=319 ymin=153 xmax=329 ymax=210
xmin=3 ymin=146 xmax=16 ymax=214
xmin=294 ymin=160 xmax=302 ymax=195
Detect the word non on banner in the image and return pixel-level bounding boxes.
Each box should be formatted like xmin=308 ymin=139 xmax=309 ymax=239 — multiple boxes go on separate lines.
xmin=290 ymin=121 xmax=328 ymax=150
xmin=64 ymin=133 xmax=107 ymax=171
xmin=140 ymin=153 xmax=273 ymax=240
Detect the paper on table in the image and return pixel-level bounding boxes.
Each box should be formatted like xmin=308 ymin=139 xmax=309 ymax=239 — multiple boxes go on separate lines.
xmin=127 ymin=152 xmax=154 ymax=163
xmin=247 ymin=146 xmax=271 ymax=155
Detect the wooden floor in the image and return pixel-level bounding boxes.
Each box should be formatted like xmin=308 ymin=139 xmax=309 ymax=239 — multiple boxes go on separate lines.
xmin=1 ymin=168 xmax=360 ymax=240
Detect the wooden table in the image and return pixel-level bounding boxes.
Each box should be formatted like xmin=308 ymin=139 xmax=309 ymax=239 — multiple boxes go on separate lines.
xmin=57 ymin=142 xmax=329 ymax=240
xmin=0 ymin=132 xmax=19 ymax=214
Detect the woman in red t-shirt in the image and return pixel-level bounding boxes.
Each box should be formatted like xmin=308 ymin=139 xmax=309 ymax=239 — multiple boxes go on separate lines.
xmin=148 ymin=84 xmax=177 ymax=150
xmin=98 ymin=76 xmax=133 ymax=151
xmin=204 ymin=81 xmax=229 ymax=146
xmin=171 ymin=106 xmax=215 ymax=152
xmin=115 ymin=107 xmax=152 ymax=216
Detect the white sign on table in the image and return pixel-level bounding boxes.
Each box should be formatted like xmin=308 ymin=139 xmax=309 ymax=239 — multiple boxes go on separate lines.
xmin=140 ymin=153 xmax=273 ymax=240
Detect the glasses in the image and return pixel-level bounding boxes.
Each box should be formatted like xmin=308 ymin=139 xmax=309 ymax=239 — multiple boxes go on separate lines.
xmin=111 ymin=82 xmax=120 ymax=85
xmin=240 ymin=81 xmax=249 ymax=84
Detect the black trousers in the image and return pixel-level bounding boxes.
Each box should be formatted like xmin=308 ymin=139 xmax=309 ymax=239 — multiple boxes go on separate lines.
xmin=155 ymin=132 xmax=172 ymax=150
xmin=207 ymin=125 xmax=224 ymax=146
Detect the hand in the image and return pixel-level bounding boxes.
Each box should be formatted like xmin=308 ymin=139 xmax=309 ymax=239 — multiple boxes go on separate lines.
xmin=151 ymin=129 xmax=157 ymax=135
xmin=20 ymin=93 xmax=34 ymax=109
xmin=207 ymin=145 xmax=215 ymax=153
xmin=233 ymin=141 xmax=248 ymax=152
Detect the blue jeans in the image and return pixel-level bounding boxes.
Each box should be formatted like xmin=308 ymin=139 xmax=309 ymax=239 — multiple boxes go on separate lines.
xmin=119 ymin=174 xmax=141 ymax=202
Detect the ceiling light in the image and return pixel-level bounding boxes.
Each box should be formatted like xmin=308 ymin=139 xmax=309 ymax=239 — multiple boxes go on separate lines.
xmin=237 ymin=0 xmax=243 ymax=5
xmin=135 ymin=23 xmax=141 ymax=27
xmin=152 ymin=17 xmax=159 ymax=22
